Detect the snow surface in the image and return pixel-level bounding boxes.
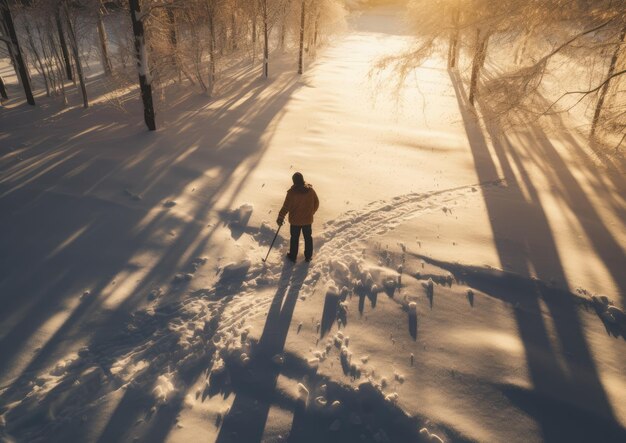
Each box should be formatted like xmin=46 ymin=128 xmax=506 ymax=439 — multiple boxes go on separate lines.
xmin=1 ymin=3 xmax=625 ymax=443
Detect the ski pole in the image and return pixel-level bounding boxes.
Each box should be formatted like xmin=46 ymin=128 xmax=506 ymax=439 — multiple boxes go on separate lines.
xmin=262 ymin=224 xmax=282 ymax=262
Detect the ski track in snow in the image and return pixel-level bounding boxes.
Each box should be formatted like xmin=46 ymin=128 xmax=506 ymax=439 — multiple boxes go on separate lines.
xmin=0 ymin=180 xmax=500 ymax=439
xmin=222 ymin=180 xmax=502 ymax=338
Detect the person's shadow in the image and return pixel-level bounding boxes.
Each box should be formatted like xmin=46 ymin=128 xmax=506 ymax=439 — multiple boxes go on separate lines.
xmin=215 ymin=261 xmax=309 ymax=443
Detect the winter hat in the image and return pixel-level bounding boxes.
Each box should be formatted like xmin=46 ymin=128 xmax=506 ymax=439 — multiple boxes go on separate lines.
xmin=292 ymin=172 xmax=305 ymax=186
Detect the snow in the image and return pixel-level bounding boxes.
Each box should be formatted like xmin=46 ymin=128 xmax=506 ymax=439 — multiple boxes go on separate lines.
xmin=220 ymin=260 xmax=251 ymax=276
xmin=296 ymin=383 xmax=309 ymax=402
xmin=1 ymin=2 xmax=625 ymax=443
xmin=153 ymin=374 xmax=176 ymax=404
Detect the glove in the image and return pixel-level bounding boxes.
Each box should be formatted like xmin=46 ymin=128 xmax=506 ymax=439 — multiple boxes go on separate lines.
xmin=276 ymin=217 xmax=284 ymax=226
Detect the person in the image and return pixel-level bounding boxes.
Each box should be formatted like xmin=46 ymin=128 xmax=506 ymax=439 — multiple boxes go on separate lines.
xmin=277 ymin=172 xmax=319 ymax=263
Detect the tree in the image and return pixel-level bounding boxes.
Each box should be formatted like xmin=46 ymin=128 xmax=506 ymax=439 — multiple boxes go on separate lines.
xmin=0 ymin=0 xmax=35 ymax=105
xmin=590 ymin=23 xmax=626 ymax=137
xmin=468 ymin=27 xmax=490 ymax=106
xmin=297 ymin=0 xmax=305 ymax=74
xmin=478 ymin=1 xmax=626 ymax=146
xmin=447 ymin=0 xmax=460 ymax=68
xmin=0 ymin=0 xmax=345 ymax=126
xmin=96 ymin=0 xmax=113 ymax=76
xmin=24 ymin=17 xmax=51 ymax=96
xmin=261 ymin=0 xmax=269 ymax=77
xmin=129 ymin=0 xmax=156 ymax=130
xmin=258 ymin=0 xmax=290 ymax=78
xmin=0 ymin=73 xmax=7 ymax=99
xmin=377 ymin=0 xmax=542 ymax=107
xmin=54 ymin=3 xmax=73 ymax=80
xmin=64 ymin=0 xmax=88 ymax=107
xmin=206 ymin=0 xmax=218 ymax=95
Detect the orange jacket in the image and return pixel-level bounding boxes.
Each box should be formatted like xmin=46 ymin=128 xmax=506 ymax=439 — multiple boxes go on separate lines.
xmin=278 ymin=184 xmax=319 ymax=226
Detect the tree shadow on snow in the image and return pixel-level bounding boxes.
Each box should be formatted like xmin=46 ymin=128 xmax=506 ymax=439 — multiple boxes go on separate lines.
xmin=210 ymin=269 xmax=470 ymax=443
xmin=449 ymin=69 xmax=625 ymax=442
xmin=212 ymin=347 xmax=471 ymax=443
xmin=0 ymin=65 xmax=302 ymax=442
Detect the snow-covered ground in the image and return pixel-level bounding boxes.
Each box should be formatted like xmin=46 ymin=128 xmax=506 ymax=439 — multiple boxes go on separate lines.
xmin=1 ymin=4 xmax=625 ymax=443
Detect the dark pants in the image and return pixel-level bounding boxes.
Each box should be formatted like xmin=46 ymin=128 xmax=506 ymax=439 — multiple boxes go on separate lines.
xmin=289 ymin=224 xmax=313 ymax=260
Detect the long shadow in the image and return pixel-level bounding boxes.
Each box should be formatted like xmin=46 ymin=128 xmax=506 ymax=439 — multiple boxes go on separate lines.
xmin=0 ymin=70 xmax=296 ymax=360
xmin=449 ymin=69 xmax=621 ymax=441
xmin=523 ymin=126 xmax=626 ymax=303
xmin=414 ymin=252 xmax=626 ymax=442
xmin=0 ymin=69 xmax=302 ymax=441
xmin=93 ymin=266 xmax=249 ymax=443
xmin=215 ymin=262 xmax=309 ymax=443
xmin=0 ymin=78 xmax=285 ymax=378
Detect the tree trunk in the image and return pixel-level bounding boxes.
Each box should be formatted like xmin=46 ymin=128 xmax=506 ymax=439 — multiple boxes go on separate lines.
xmin=279 ymin=22 xmax=285 ymax=51
xmin=208 ymin=8 xmax=216 ymax=96
xmin=298 ymin=0 xmax=305 ymax=74
xmin=468 ymin=29 xmax=490 ymax=107
xmin=251 ymin=4 xmax=257 ymax=61
xmin=47 ymin=25 xmax=68 ymax=104
xmin=97 ymin=2 xmax=112 ymax=76
xmin=167 ymin=8 xmax=177 ymax=47
xmin=219 ymin=20 xmax=226 ymax=55
xmin=231 ymin=10 xmax=238 ymax=50
xmin=55 ymin=7 xmax=73 ymax=80
xmin=279 ymin=5 xmax=286 ymax=51
xmin=39 ymin=24 xmax=57 ymax=94
xmin=313 ymin=11 xmax=319 ymax=48
xmin=25 ymin=22 xmax=50 ymax=97
xmin=166 ymin=6 xmax=179 ymax=77
xmin=0 ymin=74 xmax=7 ymax=99
xmin=130 ymin=0 xmax=156 ymax=131
xmin=262 ymin=0 xmax=268 ymax=78
xmin=448 ymin=3 xmax=460 ymax=68
xmin=591 ymin=24 xmax=626 ymax=137
xmin=64 ymin=2 xmax=88 ymax=108
xmin=1 ymin=24 xmax=19 ymax=82
xmin=0 ymin=0 xmax=35 ymax=105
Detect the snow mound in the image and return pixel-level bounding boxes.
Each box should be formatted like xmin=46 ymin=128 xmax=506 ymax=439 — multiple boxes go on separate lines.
xmin=218 ymin=260 xmax=251 ymax=287
xmin=229 ymin=203 xmax=253 ymax=226
xmin=153 ymin=374 xmax=176 ymax=404
xmin=297 ymin=383 xmax=309 ymax=402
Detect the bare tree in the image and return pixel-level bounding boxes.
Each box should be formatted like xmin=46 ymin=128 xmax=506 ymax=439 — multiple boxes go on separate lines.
xmin=54 ymin=2 xmax=72 ymax=80
xmin=590 ymin=23 xmax=626 ymax=136
xmin=468 ymin=27 xmax=490 ymax=106
xmin=64 ymin=0 xmax=88 ymax=107
xmin=479 ymin=1 xmax=626 ymax=146
xmin=249 ymin=0 xmax=258 ymax=60
xmin=129 ymin=0 xmax=156 ymax=130
xmin=206 ymin=0 xmax=218 ymax=95
xmin=447 ymin=0 xmax=460 ymax=68
xmin=0 ymin=0 xmax=35 ymax=104
xmin=0 ymin=73 xmax=7 ymax=99
xmin=259 ymin=0 xmax=290 ymax=78
xmin=24 ymin=18 xmax=51 ymax=96
xmin=297 ymin=0 xmax=305 ymax=74
xmin=376 ymin=0 xmax=625 ymax=149
xmin=0 ymin=0 xmax=345 ymax=126
xmin=261 ymin=0 xmax=269 ymax=77
xmin=96 ymin=0 xmax=112 ymax=75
